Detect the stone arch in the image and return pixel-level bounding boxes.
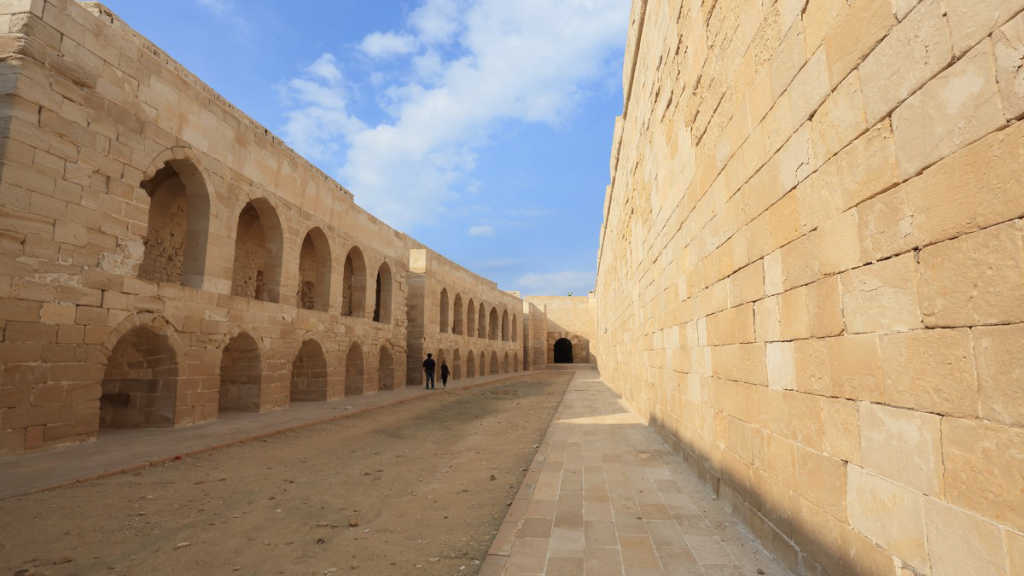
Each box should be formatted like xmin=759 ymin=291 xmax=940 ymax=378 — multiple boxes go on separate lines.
xmin=511 ymin=314 xmax=517 ymax=342
xmin=378 ymin=344 xmax=394 ymax=391
xmin=297 ymin=227 xmax=331 ymax=311
xmin=219 ymin=332 xmax=261 ymax=412
xmin=503 ymin=351 xmax=510 ymax=373
xmin=342 ymin=246 xmax=367 ymax=317
xmin=501 ymin=310 xmax=509 ymax=341
xmin=100 ymin=320 xmax=181 ymax=428
xmin=231 ymin=197 xmax=283 ymax=303
xmin=439 ymin=288 xmax=449 ymax=333
xmin=479 ymin=351 xmax=486 ymax=376
xmin=478 ymin=302 xmax=486 ymax=338
xmin=467 ymin=299 xmax=476 ymax=338
xmin=514 ymin=352 xmax=520 ymax=372
xmin=345 ymin=342 xmax=364 ymax=396
xmin=466 ymin=350 xmax=475 ymax=378
xmin=453 ymin=349 xmax=461 ymax=380
xmin=138 ymin=153 xmax=211 ymax=289
xmin=489 ymin=351 xmax=499 ymax=375
xmin=453 ymin=293 xmax=463 ymax=335
xmin=373 ymin=261 xmax=393 ymax=323
xmin=554 ymin=338 xmax=573 ymax=364
xmin=489 ymin=307 xmax=499 ymax=340
xmin=291 ymin=339 xmax=327 ymax=402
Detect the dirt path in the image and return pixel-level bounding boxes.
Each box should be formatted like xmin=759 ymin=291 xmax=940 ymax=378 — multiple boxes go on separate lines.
xmin=0 ymin=372 xmax=572 ymax=576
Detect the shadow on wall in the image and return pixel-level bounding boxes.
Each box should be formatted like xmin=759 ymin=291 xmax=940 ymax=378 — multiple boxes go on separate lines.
xmin=544 ymin=316 xmax=593 ymax=364
xmin=645 ymin=409 xmax=877 ymax=576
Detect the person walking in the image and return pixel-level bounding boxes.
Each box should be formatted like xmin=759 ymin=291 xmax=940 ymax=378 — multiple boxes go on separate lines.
xmin=440 ymin=361 xmax=450 ymax=388
xmin=422 ymin=353 xmax=436 ymax=390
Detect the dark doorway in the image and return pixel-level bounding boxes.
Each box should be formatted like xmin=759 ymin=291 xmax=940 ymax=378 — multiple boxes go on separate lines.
xmin=554 ymin=338 xmax=573 ymax=364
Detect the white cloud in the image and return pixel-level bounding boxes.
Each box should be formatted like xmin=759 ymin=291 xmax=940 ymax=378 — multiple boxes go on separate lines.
xmin=197 ymin=0 xmax=229 ymax=15
xmin=517 ymin=270 xmax=595 ymax=296
xmin=468 ymin=224 xmax=495 ymax=237
xmin=280 ymin=53 xmax=364 ymax=163
xmin=410 ymin=0 xmax=461 ymax=44
xmin=335 ymin=0 xmax=629 ymax=229
xmin=360 ymin=32 xmax=418 ymax=59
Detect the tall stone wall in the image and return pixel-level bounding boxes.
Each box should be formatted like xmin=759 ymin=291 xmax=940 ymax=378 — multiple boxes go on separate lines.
xmin=0 ymin=1 xmax=527 ymax=454
xmin=596 ymin=0 xmax=1024 ymax=574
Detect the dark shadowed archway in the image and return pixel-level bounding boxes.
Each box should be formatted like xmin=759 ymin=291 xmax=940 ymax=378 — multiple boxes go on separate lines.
xmin=554 ymin=338 xmax=573 ymax=363
xmin=346 ymin=342 xmax=364 ymax=396
xmin=219 ymin=332 xmax=261 ymax=412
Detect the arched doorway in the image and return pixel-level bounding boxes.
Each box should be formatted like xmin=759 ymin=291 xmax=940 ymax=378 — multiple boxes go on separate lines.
xmin=453 ymin=294 xmax=463 ymax=334
xmin=453 ymin=349 xmax=461 ymax=380
xmin=439 ymin=289 xmax=449 ymax=333
xmin=489 ymin=351 xmax=499 ymax=375
xmin=501 ymin=310 xmax=509 ymax=341
xmin=514 ymin=352 xmax=520 ymax=372
xmin=466 ymin=350 xmax=475 ymax=378
xmin=554 ymin=338 xmax=573 ymax=363
xmin=291 ymin=340 xmax=327 ymax=402
xmin=346 ymin=342 xmax=364 ymax=396
xmin=467 ymin=299 xmax=476 ymax=337
xmin=378 ymin=345 xmax=394 ymax=391
xmin=219 ymin=332 xmax=261 ymax=412
xmin=101 ymin=326 xmax=178 ymax=428
xmin=503 ymin=351 xmax=510 ymax=373
xmin=488 ymin=308 xmax=499 ymax=340
xmin=478 ymin=303 xmax=486 ymax=338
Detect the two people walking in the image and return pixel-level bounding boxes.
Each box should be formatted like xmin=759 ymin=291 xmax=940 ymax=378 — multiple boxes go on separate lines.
xmin=422 ymin=353 xmax=449 ymax=389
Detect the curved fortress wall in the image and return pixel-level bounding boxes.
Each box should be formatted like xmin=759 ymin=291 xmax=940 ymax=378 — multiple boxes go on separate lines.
xmin=0 ymin=1 xmax=523 ymax=453
xmin=597 ymin=0 xmax=1024 ymax=574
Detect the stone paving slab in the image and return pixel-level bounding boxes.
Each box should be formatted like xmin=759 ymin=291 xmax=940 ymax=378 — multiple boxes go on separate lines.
xmin=0 ymin=371 xmax=525 ymax=500
xmin=483 ymin=368 xmax=793 ymax=576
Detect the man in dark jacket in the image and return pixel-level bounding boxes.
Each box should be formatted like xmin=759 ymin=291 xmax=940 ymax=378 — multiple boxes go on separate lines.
xmin=422 ymin=353 xmax=436 ymax=389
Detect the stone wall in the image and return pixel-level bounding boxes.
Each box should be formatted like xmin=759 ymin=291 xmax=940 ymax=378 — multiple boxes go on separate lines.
xmin=524 ymin=295 xmax=598 ymax=364
xmin=0 ymin=0 xmax=527 ymax=454
xmin=596 ymin=0 xmax=1024 ymax=574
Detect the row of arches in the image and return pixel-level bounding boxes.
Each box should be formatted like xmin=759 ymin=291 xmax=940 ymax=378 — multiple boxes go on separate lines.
xmin=138 ymin=156 xmax=393 ymax=322
xmin=432 ymin=348 xmax=521 ymax=381
xmin=439 ymin=289 xmax=518 ymax=342
xmin=100 ymin=323 xmax=398 ymax=429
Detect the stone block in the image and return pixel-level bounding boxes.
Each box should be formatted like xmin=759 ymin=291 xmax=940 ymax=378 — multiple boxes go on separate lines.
xmin=846 ymin=465 xmax=928 ymax=571
xmin=859 ymin=402 xmax=943 ymax=496
xmin=995 ymin=12 xmax=1024 ymax=120
xmin=709 ymin=343 xmax=766 ymax=386
xmin=892 ymin=39 xmax=1005 ymax=179
xmin=942 ymin=417 xmax=1024 ymax=532
xmin=840 ymin=253 xmax=922 ymax=334
xmin=795 ymin=444 xmax=847 ymax=520
xmin=39 ymin=301 xmax=74 ymax=324
xmin=754 ymin=295 xmax=780 ymax=342
xmin=706 ymin=303 xmax=755 ymax=345
xmin=1007 ymin=529 xmax=1024 ymax=575
xmin=0 ymin=297 xmax=41 ymax=321
xmin=858 ymin=0 xmax=952 ymax=125
xmin=945 ymin=0 xmax=1024 ymax=56
xmin=811 ymin=70 xmax=866 ymax=162
xmin=973 ymin=324 xmax=1024 ymax=428
xmin=918 ymin=220 xmax=1024 ymax=327
xmin=824 ymin=0 xmax=897 ymax=85
xmin=880 ymin=328 xmax=977 ymax=416
xmin=822 ymin=397 xmax=859 ymax=464
xmin=924 ymin=497 xmax=1008 ymax=576
xmin=766 ymin=341 xmax=794 ymax=391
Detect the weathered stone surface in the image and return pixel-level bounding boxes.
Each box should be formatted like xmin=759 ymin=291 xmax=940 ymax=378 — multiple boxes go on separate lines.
xmin=846 ymin=465 xmax=928 ymax=571
xmin=859 ymin=403 xmax=942 ymax=496
xmin=840 ymin=253 xmax=922 ymax=334
xmin=924 ymin=497 xmax=1008 ymax=576
xmin=879 ymin=328 xmax=978 ymax=416
xmin=973 ymin=324 xmax=1024 ymax=428
xmin=942 ymin=417 xmax=1024 ymax=532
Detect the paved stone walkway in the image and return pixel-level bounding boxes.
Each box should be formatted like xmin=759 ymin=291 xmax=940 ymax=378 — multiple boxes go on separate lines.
xmin=483 ymin=368 xmax=791 ymax=576
xmin=0 ymin=371 xmax=520 ymax=500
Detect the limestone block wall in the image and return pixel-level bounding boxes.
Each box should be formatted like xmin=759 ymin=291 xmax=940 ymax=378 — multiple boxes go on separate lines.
xmin=596 ymin=0 xmax=1024 ymax=574
xmin=406 ymin=249 xmax=522 ymax=385
xmin=524 ymin=295 xmax=598 ymax=364
xmin=0 ymin=0 xmax=526 ymax=454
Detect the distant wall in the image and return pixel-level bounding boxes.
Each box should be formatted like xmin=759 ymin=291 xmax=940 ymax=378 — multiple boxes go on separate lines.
xmin=524 ymin=295 xmax=597 ymax=364
xmin=596 ymin=0 xmax=1024 ymax=574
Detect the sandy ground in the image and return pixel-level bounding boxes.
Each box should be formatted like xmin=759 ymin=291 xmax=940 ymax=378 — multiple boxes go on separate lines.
xmin=0 ymin=372 xmax=571 ymax=576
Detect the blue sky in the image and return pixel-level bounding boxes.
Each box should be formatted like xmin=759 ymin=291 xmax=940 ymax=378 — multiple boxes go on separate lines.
xmin=101 ymin=0 xmax=629 ymax=296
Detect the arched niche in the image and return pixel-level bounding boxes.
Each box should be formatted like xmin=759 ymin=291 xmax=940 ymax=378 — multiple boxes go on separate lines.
xmin=343 ymin=246 xmax=367 ymax=317
xmin=439 ymin=288 xmax=449 ymax=333
xmin=291 ymin=339 xmax=327 ymax=402
xmin=453 ymin=294 xmax=463 ymax=335
xmin=346 ymin=342 xmax=364 ymax=396
xmin=231 ymin=198 xmax=283 ymax=303
xmin=297 ymin=227 xmax=331 ymax=311
xmin=378 ymin=345 xmax=394 ymax=391
xmin=138 ymin=158 xmax=211 ymax=289
xmin=374 ymin=262 xmax=393 ymax=323
xmin=101 ymin=326 xmax=178 ymax=428
xmin=219 ymin=332 xmax=261 ymax=412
